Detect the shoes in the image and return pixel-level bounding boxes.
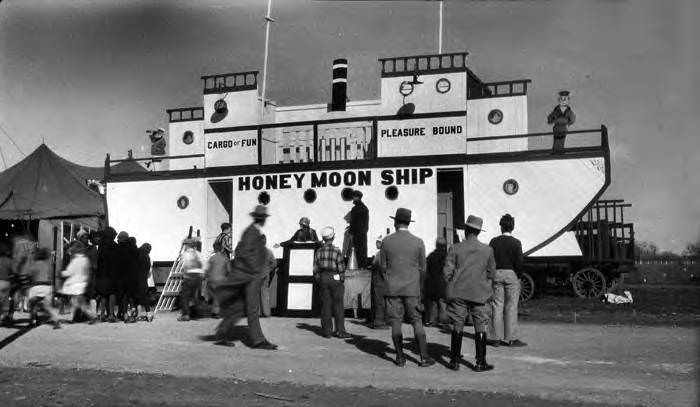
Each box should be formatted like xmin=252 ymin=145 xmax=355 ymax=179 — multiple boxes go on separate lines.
xmin=448 ymin=331 xmax=463 ymax=371
xmin=253 ymin=341 xmax=278 ymax=350
xmin=418 ymin=357 xmax=436 ymax=367
xmin=394 ymin=354 xmax=406 ymax=367
xmin=333 ymin=331 xmax=352 ymax=339
xmin=473 ymin=332 xmax=494 ymax=372
xmin=488 ymin=340 xmax=502 ymax=347
xmin=52 ymin=321 xmax=61 ymax=330
xmin=214 ymin=340 xmax=236 ymax=347
xmin=392 ymin=334 xmax=405 ymax=367
xmin=177 ymin=315 xmax=190 ymax=322
xmin=147 ymin=315 xmax=154 ymax=323
xmin=370 ymin=323 xmax=389 ymax=330
xmin=322 ymin=333 xmax=332 ymax=338
xmin=88 ymin=318 xmax=98 ymax=325
xmin=107 ymin=316 xmax=118 ymax=323
xmin=504 ymin=339 xmax=527 ymax=347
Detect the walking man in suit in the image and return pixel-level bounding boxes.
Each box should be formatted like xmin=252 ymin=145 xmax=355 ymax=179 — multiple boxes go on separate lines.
xmin=214 ymin=205 xmax=277 ymax=350
xmin=547 ymin=90 xmax=576 ymax=153
xmin=488 ymin=214 xmax=527 ymax=347
xmin=380 ymin=208 xmax=435 ymax=367
xmin=443 ymin=214 xmax=496 ymax=372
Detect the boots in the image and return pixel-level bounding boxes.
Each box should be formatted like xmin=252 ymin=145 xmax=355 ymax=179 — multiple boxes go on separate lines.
xmin=392 ymin=334 xmax=406 ymax=367
xmin=447 ymin=331 xmax=463 ymax=371
xmin=415 ymin=333 xmax=435 ymax=367
xmin=473 ymin=332 xmax=494 ymax=372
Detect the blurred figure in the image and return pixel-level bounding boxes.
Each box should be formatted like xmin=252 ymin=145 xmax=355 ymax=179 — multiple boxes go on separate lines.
xmin=26 ymin=248 xmax=61 ymax=329
xmin=96 ymin=227 xmax=119 ymax=322
xmin=60 ymin=240 xmax=97 ymax=324
xmin=349 ymin=190 xmax=369 ymax=268
xmin=136 ymin=243 xmax=154 ymax=322
xmin=82 ymin=230 xmax=100 ymax=315
xmin=0 ymin=242 xmax=12 ymax=327
xmin=205 ymin=241 xmax=230 ymax=319
xmin=423 ymin=237 xmax=449 ymax=327
xmin=178 ymin=237 xmax=203 ymax=322
xmin=260 ymin=235 xmax=276 ymax=317
xmin=368 ymin=235 xmax=387 ymax=329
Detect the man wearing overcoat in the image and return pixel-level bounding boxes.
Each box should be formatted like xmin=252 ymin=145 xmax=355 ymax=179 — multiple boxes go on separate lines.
xmin=547 ymin=90 xmax=576 ymax=153
xmin=380 ymin=208 xmax=435 ymax=367
xmin=349 ymin=190 xmax=369 ymax=268
xmin=443 ymin=214 xmax=496 ymax=372
xmin=214 ymin=205 xmax=277 ymax=350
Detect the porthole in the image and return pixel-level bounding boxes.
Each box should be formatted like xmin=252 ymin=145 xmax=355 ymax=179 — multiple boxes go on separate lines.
xmin=503 ymin=179 xmax=519 ymax=195
xmin=182 ymin=130 xmax=194 ymax=145
xmin=436 ymin=78 xmax=451 ymax=94
xmin=214 ymin=99 xmax=228 ymax=114
xmin=258 ymin=191 xmax=270 ymax=205
xmin=341 ymin=187 xmax=354 ymax=201
xmin=488 ymin=109 xmax=504 ymax=125
xmin=303 ymin=189 xmax=317 ymax=204
xmin=399 ymin=81 xmax=414 ymax=96
xmin=385 ymin=186 xmax=399 ymax=201
xmin=176 ymin=196 xmax=189 ymax=209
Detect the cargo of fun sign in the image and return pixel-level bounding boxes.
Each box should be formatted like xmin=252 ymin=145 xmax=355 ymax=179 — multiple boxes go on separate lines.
xmin=237 ymin=167 xmax=434 ymax=191
xmin=205 ymin=130 xmax=258 ymax=167
xmin=377 ymin=116 xmax=467 ymax=157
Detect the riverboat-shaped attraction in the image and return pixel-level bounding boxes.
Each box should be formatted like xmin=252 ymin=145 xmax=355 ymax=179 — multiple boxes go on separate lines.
xmin=105 ymin=52 xmax=613 ymax=312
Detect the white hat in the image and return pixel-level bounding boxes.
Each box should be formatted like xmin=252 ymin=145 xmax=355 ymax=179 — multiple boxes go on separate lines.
xmin=376 ymin=235 xmax=383 ymax=243
xmin=321 ymin=226 xmax=335 ymax=240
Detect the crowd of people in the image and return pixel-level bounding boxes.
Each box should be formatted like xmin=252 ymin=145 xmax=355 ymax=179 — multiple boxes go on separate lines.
xmin=0 ymin=228 xmax=154 ymax=329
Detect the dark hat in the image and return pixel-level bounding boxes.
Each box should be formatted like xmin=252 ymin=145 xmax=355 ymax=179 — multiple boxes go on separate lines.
xmin=558 ymin=90 xmax=571 ymax=97
xmin=299 ymin=217 xmax=310 ymax=226
xmin=436 ymin=237 xmax=447 ymax=247
xmin=390 ymin=208 xmax=414 ymax=224
xmin=221 ymin=222 xmax=231 ymax=231
xmin=250 ymin=205 xmax=270 ymax=218
xmin=352 ymin=190 xmax=363 ymax=198
xmin=117 ymin=231 xmax=129 ymax=242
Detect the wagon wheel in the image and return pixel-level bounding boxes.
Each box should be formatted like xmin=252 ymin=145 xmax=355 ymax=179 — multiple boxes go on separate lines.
xmin=571 ymin=267 xmax=607 ymax=299
xmin=519 ymin=272 xmax=535 ymax=303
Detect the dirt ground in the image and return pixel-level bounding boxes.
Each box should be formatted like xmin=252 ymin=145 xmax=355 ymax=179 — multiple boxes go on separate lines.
xmin=0 ymin=286 xmax=697 ymax=407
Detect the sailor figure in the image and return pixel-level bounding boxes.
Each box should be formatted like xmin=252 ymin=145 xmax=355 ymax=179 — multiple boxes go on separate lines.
xmin=147 ymin=127 xmax=166 ymax=170
xmin=547 ymin=90 xmax=576 ymax=154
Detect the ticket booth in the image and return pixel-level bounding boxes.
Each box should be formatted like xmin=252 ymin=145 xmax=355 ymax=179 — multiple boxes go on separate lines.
xmin=274 ymin=242 xmax=319 ymax=317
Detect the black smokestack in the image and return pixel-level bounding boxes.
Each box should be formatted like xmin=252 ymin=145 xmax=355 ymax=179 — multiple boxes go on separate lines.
xmin=331 ymin=58 xmax=347 ymax=111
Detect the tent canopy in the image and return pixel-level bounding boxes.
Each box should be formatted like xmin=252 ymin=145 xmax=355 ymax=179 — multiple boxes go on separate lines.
xmin=0 ymin=144 xmax=106 ymax=219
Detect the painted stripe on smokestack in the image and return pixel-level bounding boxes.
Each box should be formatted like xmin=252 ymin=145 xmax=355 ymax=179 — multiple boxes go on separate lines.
xmin=331 ymin=58 xmax=347 ymax=111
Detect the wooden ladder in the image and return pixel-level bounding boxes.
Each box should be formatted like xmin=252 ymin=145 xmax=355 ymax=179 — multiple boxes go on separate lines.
xmin=153 ymin=227 xmax=197 ymax=316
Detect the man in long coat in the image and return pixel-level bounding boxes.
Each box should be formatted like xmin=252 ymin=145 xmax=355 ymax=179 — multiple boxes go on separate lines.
xmin=349 ymin=190 xmax=369 ymax=268
xmin=380 ymin=208 xmax=435 ymax=367
xmin=547 ymin=90 xmax=576 ymax=153
xmin=214 ymin=205 xmax=277 ymax=350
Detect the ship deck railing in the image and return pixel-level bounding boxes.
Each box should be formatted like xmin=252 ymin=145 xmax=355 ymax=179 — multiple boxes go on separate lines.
xmin=104 ymin=118 xmax=608 ymax=180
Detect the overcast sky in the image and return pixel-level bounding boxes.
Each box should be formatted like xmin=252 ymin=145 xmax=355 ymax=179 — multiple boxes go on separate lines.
xmin=0 ymin=0 xmax=698 ymax=252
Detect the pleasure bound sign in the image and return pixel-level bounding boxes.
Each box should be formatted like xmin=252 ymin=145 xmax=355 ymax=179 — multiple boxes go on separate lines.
xmin=377 ymin=116 xmax=466 ymax=157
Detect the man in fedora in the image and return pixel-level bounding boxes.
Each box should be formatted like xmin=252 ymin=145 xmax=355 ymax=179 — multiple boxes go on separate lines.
xmin=547 ymin=90 xmax=576 ymax=153
xmin=214 ymin=205 xmax=277 ymax=350
xmin=313 ymin=226 xmax=351 ymax=339
xmin=443 ymin=214 xmax=496 ymax=372
xmin=379 ymin=208 xmax=435 ymax=367
xmin=349 ymin=190 xmax=369 ymax=268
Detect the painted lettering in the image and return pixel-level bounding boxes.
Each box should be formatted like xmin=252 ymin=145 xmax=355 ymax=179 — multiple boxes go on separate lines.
xmin=279 ymin=174 xmax=291 ymax=189
xmin=238 ymin=176 xmax=250 ymax=191
xmin=380 ymin=169 xmax=393 ymax=185
xmin=328 ymin=172 xmax=342 ymax=187
xmin=265 ymin=175 xmax=277 ymax=190
xmin=293 ymin=173 xmax=305 ymax=188
xmin=311 ymin=172 xmax=327 ymax=188
xmin=432 ymin=125 xmax=463 ymax=135
xmin=419 ymin=168 xmax=433 ymax=184
xmin=252 ymin=176 xmax=264 ymax=190
xmin=358 ymin=170 xmax=371 ymax=186
xmin=343 ymin=171 xmax=356 ymax=186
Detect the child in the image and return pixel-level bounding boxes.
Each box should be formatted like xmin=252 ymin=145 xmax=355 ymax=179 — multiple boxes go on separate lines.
xmin=26 ymin=248 xmax=61 ymax=329
xmin=61 ymin=241 xmax=97 ymax=324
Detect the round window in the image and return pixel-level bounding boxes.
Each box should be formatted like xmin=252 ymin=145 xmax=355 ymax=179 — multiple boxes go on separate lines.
xmin=385 ymin=186 xmax=399 ymax=201
xmin=399 ymin=81 xmax=414 ymax=96
xmin=177 ymin=196 xmax=189 ymax=209
xmin=503 ymin=179 xmax=519 ymax=195
xmin=436 ymin=78 xmax=451 ymax=94
xmin=182 ymin=130 xmax=194 ymax=145
xmin=303 ymin=189 xmax=317 ymax=204
xmin=258 ymin=191 xmax=270 ymax=205
xmin=488 ymin=109 xmax=504 ymax=125
xmin=214 ymin=99 xmax=228 ymax=114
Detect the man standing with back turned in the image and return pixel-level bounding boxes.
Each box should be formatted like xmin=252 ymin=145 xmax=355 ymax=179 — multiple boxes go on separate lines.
xmin=380 ymin=208 xmax=435 ymax=367
xmin=443 ymin=214 xmax=496 ymax=372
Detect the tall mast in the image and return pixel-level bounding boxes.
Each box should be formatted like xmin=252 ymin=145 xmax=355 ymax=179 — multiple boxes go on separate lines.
xmin=261 ymin=0 xmax=274 ymax=122
xmin=438 ymin=0 xmax=443 ymax=54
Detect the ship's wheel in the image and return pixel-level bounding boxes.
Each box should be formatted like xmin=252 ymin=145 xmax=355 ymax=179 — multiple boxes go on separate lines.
xmin=571 ymin=267 xmax=607 ymax=299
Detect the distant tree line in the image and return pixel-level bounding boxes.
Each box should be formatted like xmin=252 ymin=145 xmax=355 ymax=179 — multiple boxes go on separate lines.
xmin=634 ymin=232 xmax=700 ymax=262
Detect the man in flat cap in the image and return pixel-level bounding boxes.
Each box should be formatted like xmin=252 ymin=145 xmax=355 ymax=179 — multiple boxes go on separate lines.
xmin=443 ymin=215 xmax=496 ymax=372
xmin=547 ymin=90 xmax=576 ymax=154
xmin=313 ymin=226 xmax=351 ymax=338
xmin=380 ymin=208 xmax=435 ymax=367
xmin=214 ymin=205 xmax=277 ymax=350
xmin=349 ymin=190 xmax=369 ymax=269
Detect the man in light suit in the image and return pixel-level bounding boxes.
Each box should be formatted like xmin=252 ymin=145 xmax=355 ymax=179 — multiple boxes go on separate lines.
xmin=380 ymin=208 xmax=435 ymax=367
xmin=214 ymin=205 xmax=277 ymax=350
xmin=443 ymin=214 xmax=496 ymax=372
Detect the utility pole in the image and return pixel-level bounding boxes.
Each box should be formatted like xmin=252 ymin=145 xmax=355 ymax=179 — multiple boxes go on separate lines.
xmin=261 ymin=0 xmax=274 ymax=122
